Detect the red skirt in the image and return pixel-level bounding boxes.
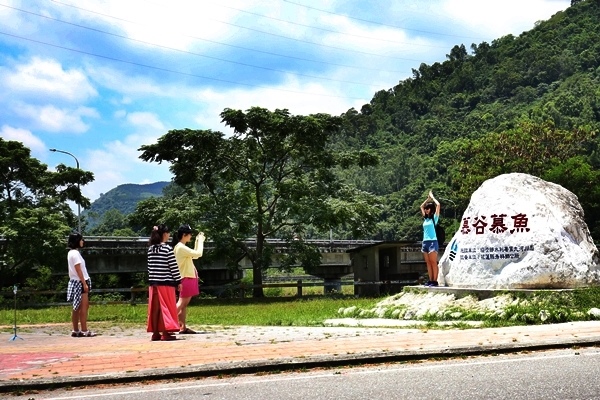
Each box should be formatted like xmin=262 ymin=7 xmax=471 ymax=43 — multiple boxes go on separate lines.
xmin=147 ymin=285 xmax=179 ymax=333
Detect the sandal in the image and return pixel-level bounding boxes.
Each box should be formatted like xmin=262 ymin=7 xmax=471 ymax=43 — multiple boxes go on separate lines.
xmin=178 ymin=328 xmax=197 ymax=334
xmin=161 ymin=333 xmax=177 ymax=341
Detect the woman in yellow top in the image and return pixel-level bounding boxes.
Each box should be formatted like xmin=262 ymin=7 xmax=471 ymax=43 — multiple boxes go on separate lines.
xmin=171 ymin=224 xmax=205 ymax=334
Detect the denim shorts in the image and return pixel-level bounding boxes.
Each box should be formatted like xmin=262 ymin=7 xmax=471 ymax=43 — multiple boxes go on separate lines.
xmin=421 ymin=240 xmax=439 ymax=254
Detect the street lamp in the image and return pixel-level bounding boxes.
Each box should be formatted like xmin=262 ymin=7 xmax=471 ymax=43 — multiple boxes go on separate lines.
xmin=50 ymin=148 xmax=81 ymax=233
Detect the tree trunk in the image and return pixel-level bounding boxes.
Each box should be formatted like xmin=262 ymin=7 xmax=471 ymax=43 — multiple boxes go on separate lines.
xmin=252 ymin=234 xmax=265 ymax=298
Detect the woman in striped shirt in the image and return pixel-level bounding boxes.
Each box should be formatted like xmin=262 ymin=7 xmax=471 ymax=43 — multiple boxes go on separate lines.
xmin=147 ymin=224 xmax=182 ymax=341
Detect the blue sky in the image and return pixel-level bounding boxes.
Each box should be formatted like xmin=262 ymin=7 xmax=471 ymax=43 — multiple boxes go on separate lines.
xmin=0 ymin=0 xmax=570 ymax=203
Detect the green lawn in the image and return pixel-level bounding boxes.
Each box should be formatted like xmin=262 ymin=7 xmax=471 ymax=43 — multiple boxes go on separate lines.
xmin=0 ymin=296 xmax=382 ymax=327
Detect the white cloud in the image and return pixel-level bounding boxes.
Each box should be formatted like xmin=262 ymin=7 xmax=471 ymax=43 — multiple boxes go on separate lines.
xmin=13 ymin=103 xmax=99 ymax=133
xmin=81 ymin=113 xmax=171 ymax=200
xmin=86 ymin=65 xmax=165 ymax=97
xmin=54 ymin=0 xmax=246 ymax=51
xmin=83 ymin=140 xmax=172 ymax=200
xmin=440 ymin=0 xmax=568 ymax=39
xmin=0 ymin=125 xmax=45 ymax=156
xmin=318 ymin=14 xmax=440 ymax=57
xmin=114 ymin=109 xmax=127 ymax=119
xmin=0 ymin=0 xmax=41 ymax=35
xmin=2 ymin=57 xmax=97 ymax=102
xmin=126 ymin=112 xmax=166 ymax=131
xmin=0 ymin=0 xmax=571 ymax=205
xmin=86 ymin=64 xmax=220 ymax=101
xmin=192 ymin=75 xmax=368 ymax=132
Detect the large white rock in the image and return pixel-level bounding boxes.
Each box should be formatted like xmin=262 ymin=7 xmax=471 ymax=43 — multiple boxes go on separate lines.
xmin=439 ymin=173 xmax=600 ymax=289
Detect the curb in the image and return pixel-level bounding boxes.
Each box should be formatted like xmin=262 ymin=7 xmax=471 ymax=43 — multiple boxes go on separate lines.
xmin=2 ymin=337 xmax=599 ymax=393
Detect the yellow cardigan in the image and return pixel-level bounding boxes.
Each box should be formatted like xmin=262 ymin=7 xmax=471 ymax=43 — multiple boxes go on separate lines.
xmin=174 ymin=240 xmax=203 ymax=278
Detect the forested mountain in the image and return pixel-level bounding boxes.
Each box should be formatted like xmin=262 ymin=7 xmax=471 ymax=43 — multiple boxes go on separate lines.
xmin=106 ymin=1 xmax=600 ymax=243
xmin=335 ymin=0 xmax=600 ymax=240
xmin=83 ymin=181 xmax=169 ymax=229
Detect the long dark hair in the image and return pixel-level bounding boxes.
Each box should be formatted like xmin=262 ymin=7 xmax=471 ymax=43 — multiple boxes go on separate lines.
xmin=171 ymin=224 xmax=192 ymax=246
xmin=149 ymin=224 xmax=169 ymax=245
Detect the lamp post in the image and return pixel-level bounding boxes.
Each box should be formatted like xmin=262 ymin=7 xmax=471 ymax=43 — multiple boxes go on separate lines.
xmin=50 ymin=148 xmax=81 ymax=233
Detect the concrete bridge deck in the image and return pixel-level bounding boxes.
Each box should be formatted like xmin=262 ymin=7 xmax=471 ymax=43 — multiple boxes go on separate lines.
xmin=79 ymin=237 xmax=379 ymax=283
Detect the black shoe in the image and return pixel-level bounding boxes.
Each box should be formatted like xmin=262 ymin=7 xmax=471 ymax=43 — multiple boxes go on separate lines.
xmin=430 ymin=281 xmax=439 ymax=287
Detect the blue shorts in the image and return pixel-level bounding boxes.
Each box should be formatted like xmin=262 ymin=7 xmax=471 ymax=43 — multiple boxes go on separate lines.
xmin=421 ymin=240 xmax=439 ymax=254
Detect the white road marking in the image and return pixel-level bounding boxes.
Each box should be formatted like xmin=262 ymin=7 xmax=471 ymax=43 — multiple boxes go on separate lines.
xmin=41 ymin=350 xmax=600 ymax=399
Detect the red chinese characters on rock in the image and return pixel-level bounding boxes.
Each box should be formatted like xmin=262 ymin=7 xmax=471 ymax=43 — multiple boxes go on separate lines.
xmin=460 ymin=213 xmax=531 ymax=235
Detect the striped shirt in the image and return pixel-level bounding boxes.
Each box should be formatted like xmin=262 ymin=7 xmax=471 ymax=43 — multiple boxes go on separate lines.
xmin=147 ymin=243 xmax=181 ymax=287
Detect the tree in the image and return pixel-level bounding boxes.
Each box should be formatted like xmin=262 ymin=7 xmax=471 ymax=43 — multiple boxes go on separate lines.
xmin=0 ymin=139 xmax=94 ymax=286
xmin=543 ymin=156 xmax=600 ymax=236
xmin=138 ymin=107 xmax=381 ymax=297
xmin=439 ymin=121 xmax=597 ymax=217
xmin=88 ymin=208 xmax=136 ymax=236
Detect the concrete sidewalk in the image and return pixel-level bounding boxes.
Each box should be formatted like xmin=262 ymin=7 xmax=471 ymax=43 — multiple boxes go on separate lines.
xmin=1 ymin=320 xmax=600 ymax=392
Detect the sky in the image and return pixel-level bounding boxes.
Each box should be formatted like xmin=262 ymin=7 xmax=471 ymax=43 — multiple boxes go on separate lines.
xmin=0 ymin=0 xmax=571 ymax=204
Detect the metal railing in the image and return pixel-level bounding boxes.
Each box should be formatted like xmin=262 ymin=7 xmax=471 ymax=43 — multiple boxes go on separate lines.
xmin=0 ymin=279 xmax=419 ymax=306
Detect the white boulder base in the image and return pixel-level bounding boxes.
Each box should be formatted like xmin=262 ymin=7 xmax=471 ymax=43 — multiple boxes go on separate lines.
xmin=439 ymin=173 xmax=599 ymax=289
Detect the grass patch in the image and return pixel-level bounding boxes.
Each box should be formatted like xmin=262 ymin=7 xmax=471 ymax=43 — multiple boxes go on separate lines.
xmin=0 ymin=296 xmax=381 ymax=327
xmin=5 ymin=288 xmax=600 ymax=329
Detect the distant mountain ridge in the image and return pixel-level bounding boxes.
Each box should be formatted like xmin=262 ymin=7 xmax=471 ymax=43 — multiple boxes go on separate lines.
xmin=83 ymin=181 xmax=169 ymax=228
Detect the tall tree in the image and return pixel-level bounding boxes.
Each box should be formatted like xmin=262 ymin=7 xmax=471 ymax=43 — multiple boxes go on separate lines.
xmin=88 ymin=208 xmax=136 ymax=236
xmin=438 ymin=121 xmax=598 ymax=227
xmin=139 ymin=107 xmax=380 ymax=297
xmin=0 ymin=139 xmax=94 ymax=286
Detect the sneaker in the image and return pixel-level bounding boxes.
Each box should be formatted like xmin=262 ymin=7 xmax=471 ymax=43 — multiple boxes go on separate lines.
xmin=423 ymin=281 xmax=432 ymax=287
xmin=430 ymin=281 xmax=439 ymax=287
xmin=81 ymin=331 xmax=97 ymax=337
xmin=71 ymin=331 xmax=82 ymax=337
xmin=151 ymin=333 xmax=161 ymax=341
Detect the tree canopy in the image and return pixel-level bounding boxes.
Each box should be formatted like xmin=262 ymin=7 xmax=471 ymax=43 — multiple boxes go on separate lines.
xmin=138 ymin=107 xmax=381 ymax=296
xmin=0 ymin=139 xmax=94 ymax=286
xmin=334 ymin=0 xmax=600 ymax=239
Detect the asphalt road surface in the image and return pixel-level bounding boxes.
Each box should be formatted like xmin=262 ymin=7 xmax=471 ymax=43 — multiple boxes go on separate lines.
xmin=11 ymin=347 xmax=600 ymax=400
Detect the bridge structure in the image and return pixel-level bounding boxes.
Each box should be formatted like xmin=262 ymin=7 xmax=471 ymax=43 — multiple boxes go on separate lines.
xmin=79 ymin=237 xmax=378 ymax=288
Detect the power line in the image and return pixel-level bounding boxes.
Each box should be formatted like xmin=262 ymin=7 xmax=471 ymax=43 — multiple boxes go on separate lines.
xmin=50 ymin=0 xmax=426 ymax=63
xmin=47 ymin=0 xmax=406 ymax=72
xmin=1 ymin=3 xmax=383 ymax=88
xmin=171 ymin=0 xmax=452 ymax=49
xmin=0 ymin=31 xmax=369 ymax=100
xmin=283 ymin=0 xmax=485 ymax=41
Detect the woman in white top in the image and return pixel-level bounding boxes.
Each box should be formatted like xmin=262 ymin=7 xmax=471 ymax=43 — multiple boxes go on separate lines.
xmin=66 ymin=232 xmax=96 ymax=337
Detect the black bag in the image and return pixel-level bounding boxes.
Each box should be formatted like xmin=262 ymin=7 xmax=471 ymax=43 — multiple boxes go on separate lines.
xmin=434 ymin=221 xmax=446 ymax=244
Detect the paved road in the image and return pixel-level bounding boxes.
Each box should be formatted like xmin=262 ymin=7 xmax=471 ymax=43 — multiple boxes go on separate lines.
xmin=2 ymin=320 xmax=600 ymax=393
xmin=8 ymin=347 xmax=600 ymax=400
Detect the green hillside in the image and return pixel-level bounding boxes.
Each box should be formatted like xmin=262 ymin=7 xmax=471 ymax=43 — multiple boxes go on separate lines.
xmin=335 ymin=0 xmax=600 ymax=240
xmin=83 ymin=181 xmax=169 ymax=230
xmin=93 ymin=1 xmax=600 ymax=241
